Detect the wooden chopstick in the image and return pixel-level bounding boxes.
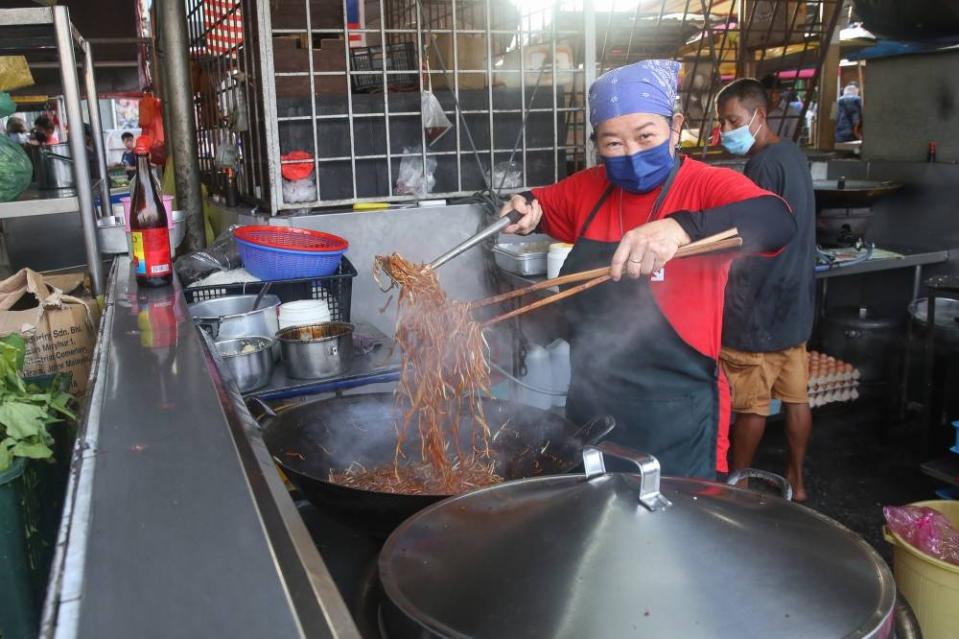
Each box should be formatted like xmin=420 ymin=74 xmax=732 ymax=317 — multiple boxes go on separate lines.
xmin=473 ymin=228 xmax=740 ymax=310
xmin=480 ymin=228 xmax=741 ymax=328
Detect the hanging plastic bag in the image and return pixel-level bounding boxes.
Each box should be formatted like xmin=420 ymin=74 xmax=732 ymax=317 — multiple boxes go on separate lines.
xmin=174 ymin=225 xmax=243 ymax=286
xmin=488 ymin=160 xmax=522 ymax=190
xmin=0 ymin=56 xmax=34 ymax=92
xmin=214 ymin=130 xmax=239 ymax=169
xmin=884 ymin=505 xmax=959 ymax=566
xmin=139 ymin=91 xmax=161 ymax=126
xmin=0 ymin=135 xmax=32 ymax=203
xmin=0 ymin=91 xmax=16 ymax=117
xmin=422 ymin=90 xmax=452 ymax=145
xmin=395 ymin=146 xmax=436 ymax=198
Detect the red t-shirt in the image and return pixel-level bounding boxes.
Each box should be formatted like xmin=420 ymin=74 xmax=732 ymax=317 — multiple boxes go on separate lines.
xmin=531 ymin=156 xmax=777 ymax=472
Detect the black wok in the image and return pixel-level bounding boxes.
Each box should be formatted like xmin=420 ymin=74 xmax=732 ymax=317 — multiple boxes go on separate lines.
xmin=253 ymin=393 xmax=614 ymax=535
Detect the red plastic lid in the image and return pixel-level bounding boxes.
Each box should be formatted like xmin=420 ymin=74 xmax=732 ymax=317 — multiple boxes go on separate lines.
xmin=134 ymin=135 xmax=153 ymax=154
xmin=280 ymin=150 xmax=315 ymax=181
xmin=233 ymin=225 xmax=348 ymax=252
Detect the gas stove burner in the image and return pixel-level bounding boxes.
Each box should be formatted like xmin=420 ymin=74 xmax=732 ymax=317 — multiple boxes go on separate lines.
xmin=816 ymin=206 xmax=874 ymax=248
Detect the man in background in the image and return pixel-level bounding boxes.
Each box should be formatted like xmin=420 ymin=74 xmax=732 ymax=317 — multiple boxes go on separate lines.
xmin=31 ymin=114 xmax=58 ymax=145
xmin=120 ymin=131 xmax=136 ymax=178
xmin=6 ymin=116 xmax=28 ymax=144
xmin=761 ymin=74 xmax=802 ymax=141
xmin=836 ymin=83 xmax=863 ymax=143
xmin=716 ymin=78 xmax=816 ymax=501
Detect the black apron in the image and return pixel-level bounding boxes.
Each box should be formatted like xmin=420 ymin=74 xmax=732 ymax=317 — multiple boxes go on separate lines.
xmin=561 ymin=159 xmax=721 ymax=479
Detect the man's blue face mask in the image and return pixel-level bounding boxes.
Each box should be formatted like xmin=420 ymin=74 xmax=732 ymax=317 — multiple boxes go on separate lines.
xmin=602 ymin=138 xmax=674 ymax=193
xmin=720 ymin=110 xmax=759 ymax=156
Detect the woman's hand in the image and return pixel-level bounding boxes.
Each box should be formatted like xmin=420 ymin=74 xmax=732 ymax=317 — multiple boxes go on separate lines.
xmin=610 ymin=218 xmax=691 ymax=281
xmin=500 ymin=194 xmax=542 ymax=235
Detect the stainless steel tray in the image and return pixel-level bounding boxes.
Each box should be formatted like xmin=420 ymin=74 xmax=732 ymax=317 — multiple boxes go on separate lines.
xmin=492 ymin=240 xmax=550 ymax=276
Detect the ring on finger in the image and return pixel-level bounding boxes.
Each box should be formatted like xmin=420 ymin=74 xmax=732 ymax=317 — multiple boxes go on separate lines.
xmin=629 ymin=257 xmax=643 ymax=263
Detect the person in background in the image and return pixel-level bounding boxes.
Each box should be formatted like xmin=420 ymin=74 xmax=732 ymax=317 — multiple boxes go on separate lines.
xmin=31 ymin=114 xmax=58 ymax=145
xmin=119 ymin=131 xmax=136 ymax=178
xmin=501 ymin=60 xmax=797 ymax=480
xmin=716 ymin=78 xmax=816 ymax=501
xmin=6 ymin=116 xmax=28 ymax=144
xmin=761 ymin=74 xmax=802 ymax=141
xmin=836 ymin=83 xmax=863 ymax=143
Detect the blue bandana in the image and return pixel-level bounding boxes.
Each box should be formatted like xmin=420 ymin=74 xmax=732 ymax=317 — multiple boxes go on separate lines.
xmin=588 ymin=60 xmax=680 ymax=127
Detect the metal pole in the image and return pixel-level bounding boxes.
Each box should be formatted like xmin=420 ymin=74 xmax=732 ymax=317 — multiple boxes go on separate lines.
xmin=53 ymin=7 xmax=104 ymax=295
xmin=157 ymin=0 xmax=205 ymax=250
xmin=583 ymin=0 xmax=596 ymax=167
xmin=82 ymin=40 xmax=113 ymax=221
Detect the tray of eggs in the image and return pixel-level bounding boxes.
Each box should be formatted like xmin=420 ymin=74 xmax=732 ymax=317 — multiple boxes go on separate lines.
xmin=807 ymin=351 xmax=861 ymax=408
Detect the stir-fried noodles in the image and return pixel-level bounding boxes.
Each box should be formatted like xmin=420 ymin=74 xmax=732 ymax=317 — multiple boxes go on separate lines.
xmin=326 ymin=254 xmax=502 ymax=495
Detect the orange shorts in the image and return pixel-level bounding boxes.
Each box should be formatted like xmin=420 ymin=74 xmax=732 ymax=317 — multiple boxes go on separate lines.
xmin=719 ymin=343 xmax=809 ymax=416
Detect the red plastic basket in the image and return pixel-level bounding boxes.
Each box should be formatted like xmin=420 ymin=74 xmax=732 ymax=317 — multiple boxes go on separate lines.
xmin=233 ymin=226 xmax=348 ymax=252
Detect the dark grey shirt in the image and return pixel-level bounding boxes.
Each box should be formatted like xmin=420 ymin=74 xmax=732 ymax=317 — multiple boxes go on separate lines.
xmin=722 ymin=140 xmax=816 ymax=352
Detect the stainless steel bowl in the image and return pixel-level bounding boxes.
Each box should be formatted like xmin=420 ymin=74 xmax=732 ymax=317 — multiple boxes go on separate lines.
xmin=278 ymin=322 xmax=354 ymax=380
xmin=215 ymin=336 xmax=274 ymax=392
xmin=97 ymin=216 xmax=128 ymax=254
xmin=190 ymin=294 xmax=282 ymax=359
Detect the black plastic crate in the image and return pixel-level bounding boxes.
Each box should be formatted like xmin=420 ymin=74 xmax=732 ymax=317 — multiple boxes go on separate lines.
xmin=182 ymin=256 xmax=357 ymax=322
xmin=349 ymin=42 xmax=418 ymax=93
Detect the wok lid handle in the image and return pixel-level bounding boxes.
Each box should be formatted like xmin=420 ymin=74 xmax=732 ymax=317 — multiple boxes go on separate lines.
xmin=725 ymin=468 xmax=793 ymax=501
xmin=582 ymin=441 xmax=671 ymax=512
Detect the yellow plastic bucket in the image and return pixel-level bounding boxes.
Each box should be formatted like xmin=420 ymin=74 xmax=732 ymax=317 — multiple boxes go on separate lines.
xmin=884 ymin=500 xmax=959 ymax=639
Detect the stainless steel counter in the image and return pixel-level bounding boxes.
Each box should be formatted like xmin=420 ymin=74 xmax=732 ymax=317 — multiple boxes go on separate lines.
xmin=498 ymin=246 xmax=952 ymax=294
xmin=42 ymin=258 xmax=359 ymax=639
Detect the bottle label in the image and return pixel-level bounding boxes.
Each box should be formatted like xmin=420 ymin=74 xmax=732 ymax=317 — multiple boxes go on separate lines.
xmin=131 ymin=228 xmax=172 ymax=277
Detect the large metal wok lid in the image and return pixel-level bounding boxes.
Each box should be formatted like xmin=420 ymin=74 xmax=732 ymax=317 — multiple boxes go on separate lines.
xmin=380 ymin=443 xmax=896 ymax=639
xmin=813 ymin=179 xmax=902 ymax=209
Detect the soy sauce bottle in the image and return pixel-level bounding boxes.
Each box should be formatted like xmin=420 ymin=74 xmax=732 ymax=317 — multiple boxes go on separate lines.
xmin=129 ymin=135 xmax=172 ymax=287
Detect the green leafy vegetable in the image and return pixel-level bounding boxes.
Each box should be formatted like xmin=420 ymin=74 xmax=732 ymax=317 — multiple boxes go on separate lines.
xmin=0 ymin=334 xmax=76 ymax=472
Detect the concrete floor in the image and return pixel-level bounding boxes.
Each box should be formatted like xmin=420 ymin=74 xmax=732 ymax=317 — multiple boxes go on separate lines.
xmin=749 ymin=402 xmax=941 ymax=563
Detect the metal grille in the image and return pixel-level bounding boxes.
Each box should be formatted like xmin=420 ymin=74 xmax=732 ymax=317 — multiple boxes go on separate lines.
xmin=185 ymin=0 xmax=270 ymax=206
xmin=219 ymin=0 xmax=842 ymax=213
xmin=667 ymin=0 xmax=843 ymax=150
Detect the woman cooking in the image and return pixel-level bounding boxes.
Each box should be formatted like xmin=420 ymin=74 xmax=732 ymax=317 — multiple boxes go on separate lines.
xmin=501 ymin=60 xmax=796 ymax=479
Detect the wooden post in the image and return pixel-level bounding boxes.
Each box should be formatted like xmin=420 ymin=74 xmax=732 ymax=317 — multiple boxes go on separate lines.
xmin=815 ymin=2 xmax=842 ymax=150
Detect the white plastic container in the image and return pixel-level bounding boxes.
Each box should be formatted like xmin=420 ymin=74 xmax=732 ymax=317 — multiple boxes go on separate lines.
xmin=518 ymin=344 xmax=553 ymax=410
xmin=278 ymin=300 xmax=331 ymax=331
xmin=547 ymin=242 xmax=574 ymax=280
xmin=121 ymin=194 xmax=175 ymax=229
xmin=547 ymin=338 xmax=570 ymax=407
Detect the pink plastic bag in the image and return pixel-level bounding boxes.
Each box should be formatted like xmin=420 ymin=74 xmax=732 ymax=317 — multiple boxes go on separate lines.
xmin=884 ymin=505 xmax=959 ymax=566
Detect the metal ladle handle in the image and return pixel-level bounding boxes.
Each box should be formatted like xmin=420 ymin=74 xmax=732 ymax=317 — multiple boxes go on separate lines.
xmin=427 ymin=208 xmax=525 ymax=271
xmin=582 ymin=441 xmax=672 ymax=512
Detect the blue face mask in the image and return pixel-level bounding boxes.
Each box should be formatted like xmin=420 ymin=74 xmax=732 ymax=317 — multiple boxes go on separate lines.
xmin=720 ymin=111 xmax=759 ymax=156
xmin=602 ymin=139 xmax=674 ymax=193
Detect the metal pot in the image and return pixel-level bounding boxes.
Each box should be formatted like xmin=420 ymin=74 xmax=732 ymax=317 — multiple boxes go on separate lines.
xmin=820 ymin=305 xmax=903 ymax=385
xmin=215 ymin=336 xmax=274 ymax=392
xmin=277 ymin=322 xmax=353 ymax=379
xmin=908 ymin=297 xmax=959 ymax=346
xmin=96 ymin=216 xmax=128 ymax=254
xmin=380 ymin=442 xmax=896 ymax=639
xmin=32 ymin=143 xmax=75 ymax=190
xmin=189 ymin=294 xmax=281 ymax=358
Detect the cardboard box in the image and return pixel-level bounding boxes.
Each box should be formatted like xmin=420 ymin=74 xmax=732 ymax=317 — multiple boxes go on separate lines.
xmin=0 ymin=270 xmax=100 ymax=396
xmin=427 ymin=34 xmax=489 ymax=90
